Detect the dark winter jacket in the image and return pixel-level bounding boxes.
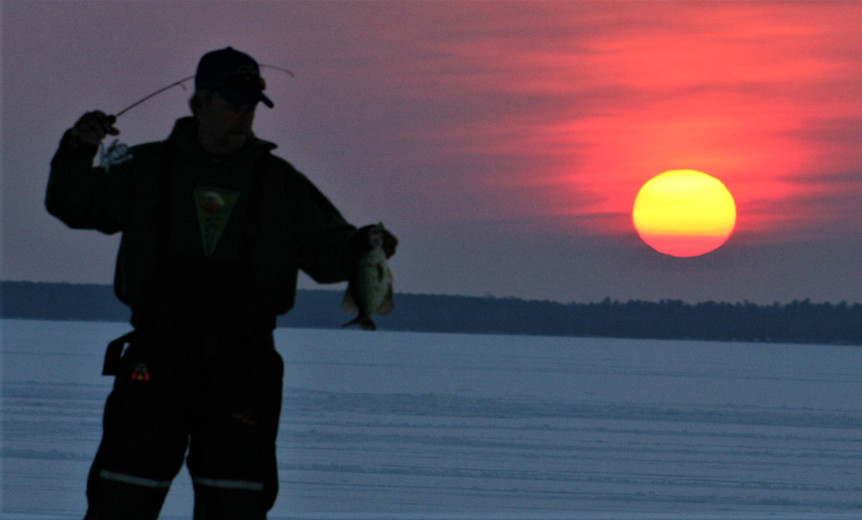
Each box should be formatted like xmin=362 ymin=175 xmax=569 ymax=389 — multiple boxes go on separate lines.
xmin=46 ymin=117 xmax=357 ymax=317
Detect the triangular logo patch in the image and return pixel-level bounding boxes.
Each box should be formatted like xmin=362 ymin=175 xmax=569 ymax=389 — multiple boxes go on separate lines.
xmin=194 ymin=187 xmax=239 ymax=257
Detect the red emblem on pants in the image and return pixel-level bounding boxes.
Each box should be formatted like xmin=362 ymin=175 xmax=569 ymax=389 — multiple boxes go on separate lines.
xmin=131 ymin=363 xmax=151 ymax=382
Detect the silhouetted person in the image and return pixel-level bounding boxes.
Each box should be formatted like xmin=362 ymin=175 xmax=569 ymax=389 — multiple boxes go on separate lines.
xmin=46 ymin=47 xmax=396 ymax=520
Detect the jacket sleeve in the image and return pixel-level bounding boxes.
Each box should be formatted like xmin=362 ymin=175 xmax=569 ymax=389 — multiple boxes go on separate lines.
xmin=45 ymin=130 xmax=130 ymax=233
xmin=285 ymin=167 xmax=359 ymax=284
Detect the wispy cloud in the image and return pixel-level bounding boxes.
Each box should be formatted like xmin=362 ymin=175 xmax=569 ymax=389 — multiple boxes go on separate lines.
xmin=370 ymin=2 xmax=862 ymax=241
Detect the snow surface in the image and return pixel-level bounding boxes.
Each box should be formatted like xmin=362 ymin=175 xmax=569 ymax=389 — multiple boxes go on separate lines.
xmin=2 ymin=319 xmax=861 ymax=519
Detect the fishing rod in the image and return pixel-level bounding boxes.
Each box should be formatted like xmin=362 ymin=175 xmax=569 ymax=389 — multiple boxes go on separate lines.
xmin=99 ymin=65 xmax=294 ymax=171
xmin=106 ymin=75 xmax=194 ymax=124
xmin=106 ymin=65 xmax=294 ymax=124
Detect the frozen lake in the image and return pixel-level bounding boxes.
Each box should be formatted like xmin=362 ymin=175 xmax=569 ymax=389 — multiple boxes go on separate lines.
xmin=2 ymin=319 xmax=861 ymax=519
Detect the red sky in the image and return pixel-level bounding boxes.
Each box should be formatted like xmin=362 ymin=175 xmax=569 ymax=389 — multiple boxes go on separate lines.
xmin=403 ymin=2 xmax=862 ymax=241
xmin=5 ymin=1 xmax=862 ymax=304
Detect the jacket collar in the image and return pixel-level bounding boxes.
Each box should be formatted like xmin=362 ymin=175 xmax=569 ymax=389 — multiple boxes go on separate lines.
xmin=167 ymin=116 xmax=277 ymax=164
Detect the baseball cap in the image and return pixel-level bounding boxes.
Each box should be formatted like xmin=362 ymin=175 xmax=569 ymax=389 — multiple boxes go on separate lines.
xmin=195 ymin=47 xmax=274 ymax=108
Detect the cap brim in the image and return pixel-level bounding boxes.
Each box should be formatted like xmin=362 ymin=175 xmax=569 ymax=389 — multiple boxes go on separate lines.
xmin=217 ymin=88 xmax=274 ymax=108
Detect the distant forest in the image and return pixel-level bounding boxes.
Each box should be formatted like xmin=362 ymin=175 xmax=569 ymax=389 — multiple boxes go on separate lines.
xmin=2 ymin=281 xmax=862 ymax=346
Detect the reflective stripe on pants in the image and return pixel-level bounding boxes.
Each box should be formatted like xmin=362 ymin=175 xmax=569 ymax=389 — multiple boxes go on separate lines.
xmin=193 ymin=475 xmax=265 ymax=491
xmin=99 ymin=469 xmax=172 ymax=489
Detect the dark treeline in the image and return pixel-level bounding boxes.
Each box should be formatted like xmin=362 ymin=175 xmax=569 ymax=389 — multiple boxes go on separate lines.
xmin=364 ymin=293 xmax=862 ymax=345
xmin=3 ymin=281 xmax=862 ymax=345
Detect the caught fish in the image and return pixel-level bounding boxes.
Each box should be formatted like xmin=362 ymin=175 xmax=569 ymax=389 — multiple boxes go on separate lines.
xmin=342 ymin=224 xmax=394 ymax=331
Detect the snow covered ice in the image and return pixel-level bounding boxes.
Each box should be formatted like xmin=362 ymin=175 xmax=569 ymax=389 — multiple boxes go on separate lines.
xmin=2 ymin=319 xmax=861 ymax=519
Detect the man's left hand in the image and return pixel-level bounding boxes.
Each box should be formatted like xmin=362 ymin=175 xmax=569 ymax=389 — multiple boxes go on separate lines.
xmin=356 ymin=224 xmax=398 ymax=258
xmin=378 ymin=226 xmax=398 ymax=258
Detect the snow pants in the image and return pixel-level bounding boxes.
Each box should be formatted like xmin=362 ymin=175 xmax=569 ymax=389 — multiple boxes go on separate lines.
xmin=83 ymin=329 xmax=283 ymax=520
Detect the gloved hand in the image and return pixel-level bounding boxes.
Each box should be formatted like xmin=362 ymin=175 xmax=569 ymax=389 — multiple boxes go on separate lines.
xmin=354 ymin=224 xmax=398 ymax=258
xmin=68 ymin=110 xmax=120 ymax=146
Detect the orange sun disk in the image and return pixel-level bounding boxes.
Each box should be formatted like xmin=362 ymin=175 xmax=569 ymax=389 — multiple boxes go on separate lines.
xmin=632 ymin=170 xmax=737 ymax=257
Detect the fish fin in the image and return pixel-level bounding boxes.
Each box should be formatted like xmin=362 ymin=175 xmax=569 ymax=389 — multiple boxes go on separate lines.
xmin=341 ymin=287 xmax=358 ymax=313
xmin=376 ymin=284 xmax=395 ymax=315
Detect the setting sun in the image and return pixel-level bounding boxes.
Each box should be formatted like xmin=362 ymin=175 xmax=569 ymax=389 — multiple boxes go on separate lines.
xmin=632 ymin=170 xmax=737 ymax=257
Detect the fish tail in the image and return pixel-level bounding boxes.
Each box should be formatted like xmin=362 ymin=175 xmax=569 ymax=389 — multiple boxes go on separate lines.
xmin=342 ymin=316 xmax=377 ymax=331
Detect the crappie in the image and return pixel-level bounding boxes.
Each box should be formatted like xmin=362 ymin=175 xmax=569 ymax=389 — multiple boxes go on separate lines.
xmin=342 ymin=226 xmax=394 ymax=331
